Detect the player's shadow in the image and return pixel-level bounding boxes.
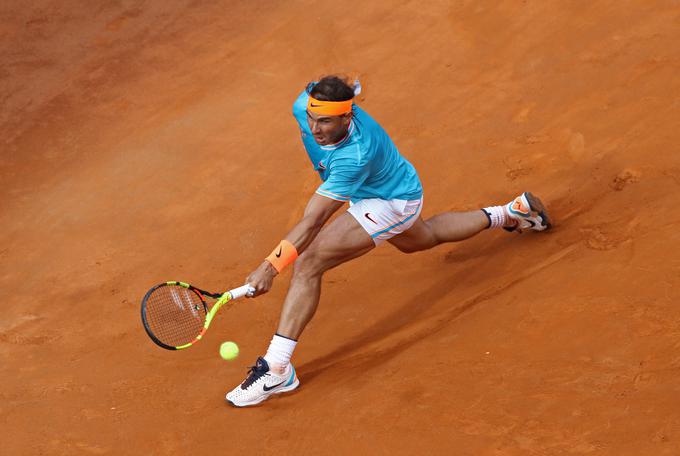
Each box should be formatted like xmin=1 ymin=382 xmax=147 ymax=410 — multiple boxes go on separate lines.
xmin=296 ymin=187 xmax=598 ymax=384
xmin=297 ymin=230 xmax=553 ymax=384
xmin=298 ymin=147 xmax=628 ymax=384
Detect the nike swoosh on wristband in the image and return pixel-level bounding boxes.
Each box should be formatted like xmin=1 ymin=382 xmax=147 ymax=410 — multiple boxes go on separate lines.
xmin=275 ymin=247 xmax=282 ymax=258
xmin=310 ymin=103 xmax=322 ymax=107
xmin=263 ymin=381 xmax=285 ymax=391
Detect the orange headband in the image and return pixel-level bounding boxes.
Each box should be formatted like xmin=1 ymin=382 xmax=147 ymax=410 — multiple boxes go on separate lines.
xmin=307 ymin=96 xmax=353 ymax=116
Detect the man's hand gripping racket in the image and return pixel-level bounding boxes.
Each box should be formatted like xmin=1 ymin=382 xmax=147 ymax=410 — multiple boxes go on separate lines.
xmin=140 ymin=281 xmax=255 ymax=350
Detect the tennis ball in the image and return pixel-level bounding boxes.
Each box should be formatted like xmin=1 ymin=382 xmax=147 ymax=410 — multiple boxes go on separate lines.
xmin=219 ymin=341 xmax=239 ymax=360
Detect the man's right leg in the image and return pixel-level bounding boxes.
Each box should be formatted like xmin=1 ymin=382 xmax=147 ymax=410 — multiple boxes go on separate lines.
xmin=226 ymin=212 xmax=375 ymax=407
xmin=275 ymin=213 xmax=375 ymax=341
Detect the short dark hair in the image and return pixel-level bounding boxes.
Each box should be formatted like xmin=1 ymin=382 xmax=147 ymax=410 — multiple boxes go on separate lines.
xmin=309 ymin=75 xmax=354 ymax=102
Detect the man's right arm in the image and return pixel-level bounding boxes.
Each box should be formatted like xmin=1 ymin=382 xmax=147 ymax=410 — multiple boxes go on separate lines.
xmin=245 ymin=193 xmax=344 ymax=296
xmin=284 ymin=193 xmax=345 ymax=253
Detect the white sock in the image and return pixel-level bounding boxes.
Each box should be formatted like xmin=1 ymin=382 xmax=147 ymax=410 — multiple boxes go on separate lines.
xmin=482 ymin=205 xmax=509 ymax=229
xmin=264 ymin=334 xmax=297 ymax=369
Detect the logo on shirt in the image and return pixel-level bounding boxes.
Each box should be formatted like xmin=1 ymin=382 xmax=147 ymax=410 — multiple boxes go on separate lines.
xmin=318 ymin=161 xmax=326 ymax=170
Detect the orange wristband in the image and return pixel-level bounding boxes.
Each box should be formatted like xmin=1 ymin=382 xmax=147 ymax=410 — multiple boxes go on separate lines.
xmin=265 ymin=240 xmax=299 ymax=272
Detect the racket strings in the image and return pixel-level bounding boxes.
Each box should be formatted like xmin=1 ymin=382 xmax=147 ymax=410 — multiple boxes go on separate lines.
xmin=144 ymin=285 xmax=207 ymax=347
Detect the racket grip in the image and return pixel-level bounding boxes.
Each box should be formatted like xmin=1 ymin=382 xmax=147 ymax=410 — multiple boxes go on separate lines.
xmin=229 ymin=284 xmax=256 ymax=300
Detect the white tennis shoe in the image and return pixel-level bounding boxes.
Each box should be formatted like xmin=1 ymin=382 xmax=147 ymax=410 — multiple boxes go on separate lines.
xmin=226 ymin=357 xmax=299 ymax=407
xmin=505 ymin=192 xmax=552 ymax=232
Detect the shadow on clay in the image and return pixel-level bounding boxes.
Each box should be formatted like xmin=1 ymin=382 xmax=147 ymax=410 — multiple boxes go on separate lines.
xmin=298 ymin=230 xmax=560 ymax=385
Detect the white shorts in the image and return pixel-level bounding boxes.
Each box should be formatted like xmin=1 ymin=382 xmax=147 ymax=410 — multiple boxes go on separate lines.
xmin=348 ymin=197 xmax=423 ymax=245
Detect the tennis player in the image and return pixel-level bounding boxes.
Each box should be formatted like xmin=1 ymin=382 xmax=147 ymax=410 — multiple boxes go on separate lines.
xmin=226 ymin=75 xmax=551 ymax=407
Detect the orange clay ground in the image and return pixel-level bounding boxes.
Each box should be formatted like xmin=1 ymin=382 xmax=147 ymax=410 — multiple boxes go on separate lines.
xmin=2 ymin=1 xmax=680 ymax=454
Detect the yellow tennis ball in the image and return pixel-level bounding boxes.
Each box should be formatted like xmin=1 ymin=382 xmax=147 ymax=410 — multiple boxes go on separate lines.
xmin=219 ymin=341 xmax=239 ymax=360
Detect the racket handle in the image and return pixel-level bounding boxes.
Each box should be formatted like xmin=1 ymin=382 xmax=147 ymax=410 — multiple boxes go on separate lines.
xmin=229 ymin=284 xmax=256 ymax=300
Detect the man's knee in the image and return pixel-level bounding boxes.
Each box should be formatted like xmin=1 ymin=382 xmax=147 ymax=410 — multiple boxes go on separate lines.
xmin=292 ymin=249 xmax=327 ymax=278
xmin=391 ymin=242 xmax=424 ymax=254
xmin=390 ymin=235 xmax=437 ymax=253
xmin=389 ymin=220 xmax=439 ymax=253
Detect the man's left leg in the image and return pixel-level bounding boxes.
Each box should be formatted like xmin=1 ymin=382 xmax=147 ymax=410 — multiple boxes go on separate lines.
xmin=389 ymin=191 xmax=552 ymax=253
xmin=226 ymin=212 xmax=375 ymax=407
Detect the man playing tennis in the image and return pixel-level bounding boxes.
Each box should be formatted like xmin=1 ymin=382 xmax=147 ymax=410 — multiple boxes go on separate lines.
xmin=226 ymin=75 xmax=551 ymax=407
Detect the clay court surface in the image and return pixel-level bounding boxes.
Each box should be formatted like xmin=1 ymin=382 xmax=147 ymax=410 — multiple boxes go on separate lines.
xmin=2 ymin=1 xmax=680 ymax=454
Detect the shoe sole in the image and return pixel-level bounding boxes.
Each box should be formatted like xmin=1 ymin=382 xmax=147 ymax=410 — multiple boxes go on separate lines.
xmin=524 ymin=192 xmax=552 ymax=230
xmin=226 ymin=378 xmax=300 ymax=408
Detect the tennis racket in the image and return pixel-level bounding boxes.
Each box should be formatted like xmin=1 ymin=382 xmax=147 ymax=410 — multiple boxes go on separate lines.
xmin=141 ymin=281 xmax=255 ymax=350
